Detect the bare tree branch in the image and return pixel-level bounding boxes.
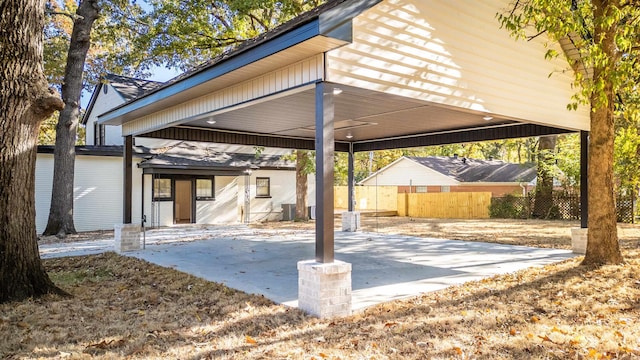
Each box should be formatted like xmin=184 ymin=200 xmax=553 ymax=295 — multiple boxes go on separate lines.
xmin=45 ymin=10 xmax=83 ymax=21
xmin=527 ymin=29 xmax=547 ymax=41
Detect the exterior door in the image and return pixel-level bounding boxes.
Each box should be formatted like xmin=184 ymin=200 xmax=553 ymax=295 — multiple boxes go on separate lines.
xmin=174 ymin=180 xmax=192 ymax=224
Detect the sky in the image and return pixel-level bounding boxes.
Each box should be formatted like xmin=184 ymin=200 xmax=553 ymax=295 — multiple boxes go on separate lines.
xmin=80 ymin=64 xmax=182 ymax=109
xmin=148 ymin=65 xmax=182 ymax=82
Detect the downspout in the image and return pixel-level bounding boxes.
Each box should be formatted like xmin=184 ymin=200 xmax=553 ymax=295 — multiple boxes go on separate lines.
xmin=519 ymin=182 xmax=526 ymax=196
xmin=244 ymin=169 xmax=252 ymax=223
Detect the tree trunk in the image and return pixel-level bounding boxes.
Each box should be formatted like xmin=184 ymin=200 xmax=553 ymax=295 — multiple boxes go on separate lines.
xmin=582 ymin=0 xmax=623 ymax=265
xmin=44 ymin=0 xmax=99 ymax=237
xmin=532 ymin=135 xmax=557 ymax=218
xmin=295 ymin=150 xmax=309 ymax=220
xmin=0 ymin=0 xmax=67 ymax=302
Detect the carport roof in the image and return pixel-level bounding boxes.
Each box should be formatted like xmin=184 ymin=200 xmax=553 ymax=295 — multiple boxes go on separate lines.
xmin=99 ymin=0 xmax=579 ymax=153
xmin=99 ymin=0 xmax=376 ymax=126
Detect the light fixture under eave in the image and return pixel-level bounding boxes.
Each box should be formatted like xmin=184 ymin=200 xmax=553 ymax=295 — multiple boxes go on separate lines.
xmin=482 ymin=115 xmax=493 ymax=121
xmin=206 ymin=119 xmax=217 ymax=124
xmin=346 ymin=133 xmax=354 ymax=139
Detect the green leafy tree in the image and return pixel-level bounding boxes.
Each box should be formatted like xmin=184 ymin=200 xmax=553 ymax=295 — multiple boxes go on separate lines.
xmin=38 ymin=113 xmax=59 ymax=145
xmin=615 ymin=127 xmax=640 ymax=195
xmin=555 ymin=133 xmax=581 ymax=189
xmin=532 ymin=135 xmax=558 ymax=218
xmin=614 ymin=89 xmax=640 ymax=200
xmin=139 ymin=0 xmax=323 ymax=70
xmin=498 ymin=0 xmax=640 ymax=265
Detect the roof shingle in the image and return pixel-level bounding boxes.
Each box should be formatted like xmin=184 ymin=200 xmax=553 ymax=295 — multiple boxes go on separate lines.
xmin=406 ymin=156 xmax=537 ymax=183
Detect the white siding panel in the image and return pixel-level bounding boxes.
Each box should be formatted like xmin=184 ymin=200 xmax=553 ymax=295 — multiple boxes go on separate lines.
xmin=105 ymin=125 xmax=123 ymax=145
xmin=85 ymin=84 xmax=126 ymax=145
xmin=36 ymin=154 xmax=143 ymax=233
xmin=73 ymin=156 xmax=123 ymax=231
xmin=196 ymin=176 xmax=241 ymax=224
xmin=151 ymin=201 xmax=174 ymax=227
xmin=35 ymin=154 xmax=55 ymax=234
xmin=123 ymin=55 xmax=325 ymax=136
xmin=248 ymin=170 xmax=296 ymax=222
xmin=360 ymin=158 xmax=457 ymax=186
xmin=326 ymin=0 xmax=589 ymax=131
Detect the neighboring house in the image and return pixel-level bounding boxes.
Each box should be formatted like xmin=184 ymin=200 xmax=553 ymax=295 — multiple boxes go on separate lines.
xmin=359 ymin=156 xmax=537 ymax=197
xmin=34 ymin=74 xmax=315 ymax=234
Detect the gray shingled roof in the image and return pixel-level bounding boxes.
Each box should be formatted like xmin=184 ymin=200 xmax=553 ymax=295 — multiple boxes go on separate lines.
xmin=105 ymin=74 xmax=163 ymax=102
xmin=406 ymin=156 xmax=537 ymax=183
xmin=38 ymin=142 xmax=294 ymax=171
xmin=82 ymin=74 xmax=164 ymax=125
xmin=138 ymin=141 xmax=294 ymax=170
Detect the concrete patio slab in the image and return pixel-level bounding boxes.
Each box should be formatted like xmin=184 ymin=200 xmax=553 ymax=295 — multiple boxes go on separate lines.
xmin=40 ymin=225 xmax=576 ymax=311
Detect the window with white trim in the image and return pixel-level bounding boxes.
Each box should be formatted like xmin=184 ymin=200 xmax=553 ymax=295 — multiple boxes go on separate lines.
xmin=153 ymin=178 xmax=172 ymax=200
xmin=196 ymin=178 xmax=214 ymax=200
xmin=256 ymin=177 xmax=271 ymax=197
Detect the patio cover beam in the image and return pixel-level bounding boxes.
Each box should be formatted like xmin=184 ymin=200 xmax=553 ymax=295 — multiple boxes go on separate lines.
xmin=351 ymin=123 xmax=573 ymax=152
xmin=140 ymin=127 xmax=351 ymax=153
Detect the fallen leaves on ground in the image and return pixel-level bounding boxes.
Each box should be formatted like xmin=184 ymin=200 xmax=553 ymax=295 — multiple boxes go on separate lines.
xmin=1 ymin=220 xmax=640 ymax=359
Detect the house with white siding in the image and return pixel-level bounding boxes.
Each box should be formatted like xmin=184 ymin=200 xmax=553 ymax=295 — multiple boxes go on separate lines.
xmin=359 ymin=156 xmax=537 ymax=197
xmin=34 ymin=75 xmax=314 ymax=234
xmin=35 ymin=142 xmax=313 ymax=233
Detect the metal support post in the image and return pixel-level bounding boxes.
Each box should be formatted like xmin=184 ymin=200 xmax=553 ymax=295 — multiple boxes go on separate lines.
xmin=123 ymin=135 xmax=133 ymax=223
xmin=348 ymin=143 xmax=355 ymax=212
xmin=580 ymin=131 xmax=588 ymax=228
xmin=315 ymin=82 xmax=335 ymax=263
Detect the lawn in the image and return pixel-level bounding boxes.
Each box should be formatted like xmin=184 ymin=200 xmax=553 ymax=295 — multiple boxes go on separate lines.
xmin=3 ymin=220 xmax=640 ymax=359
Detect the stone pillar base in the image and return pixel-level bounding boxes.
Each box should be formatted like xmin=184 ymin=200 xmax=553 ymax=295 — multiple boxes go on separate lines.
xmin=298 ymin=260 xmax=352 ymax=318
xmin=114 ymin=224 xmax=141 ymax=253
xmin=341 ymin=211 xmax=361 ymax=232
xmin=571 ymin=228 xmax=587 ymax=255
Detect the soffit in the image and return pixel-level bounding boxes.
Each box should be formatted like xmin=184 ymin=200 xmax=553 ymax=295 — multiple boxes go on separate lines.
xmin=177 ymin=84 xmax=519 ymax=143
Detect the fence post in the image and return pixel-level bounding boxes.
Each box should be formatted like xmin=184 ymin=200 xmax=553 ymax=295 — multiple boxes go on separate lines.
xmin=404 ymin=192 xmax=409 ymax=216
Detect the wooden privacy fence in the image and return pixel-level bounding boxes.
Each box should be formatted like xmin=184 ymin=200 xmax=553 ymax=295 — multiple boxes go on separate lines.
xmin=398 ymin=192 xmax=492 ymax=219
xmin=334 ymin=186 xmax=397 ymax=211
xmin=334 ymin=186 xmax=492 ymax=219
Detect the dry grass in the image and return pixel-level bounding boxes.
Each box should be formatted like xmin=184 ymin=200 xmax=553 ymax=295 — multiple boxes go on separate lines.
xmin=254 ymin=217 xmax=640 ymax=249
xmin=2 ymin=219 xmax=640 ymax=359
